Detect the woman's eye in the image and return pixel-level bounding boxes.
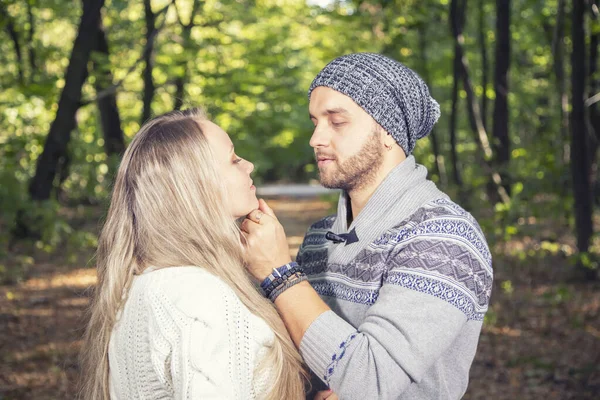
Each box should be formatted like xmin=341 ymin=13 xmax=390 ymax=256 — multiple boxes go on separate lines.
xmin=332 ymin=121 xmax=346 ymax=127
xmin=233 ymin=157 xmax=243 ymax=164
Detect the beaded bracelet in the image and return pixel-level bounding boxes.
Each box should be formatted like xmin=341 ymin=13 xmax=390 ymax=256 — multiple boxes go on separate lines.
xmin=268 ymin=272 xmax=308 ymax=302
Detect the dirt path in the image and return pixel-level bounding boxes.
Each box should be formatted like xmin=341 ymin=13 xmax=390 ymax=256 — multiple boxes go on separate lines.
xmin=1 ymin=198 xmax=599 ymax=399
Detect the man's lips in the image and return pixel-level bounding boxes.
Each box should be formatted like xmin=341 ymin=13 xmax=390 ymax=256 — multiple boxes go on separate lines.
xmin=316 ymin=155 xmax=335 ymax=167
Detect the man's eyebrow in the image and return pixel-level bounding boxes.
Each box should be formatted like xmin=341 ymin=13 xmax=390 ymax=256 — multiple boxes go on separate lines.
xmin=309 ymin=108 xmax=350 ymax=119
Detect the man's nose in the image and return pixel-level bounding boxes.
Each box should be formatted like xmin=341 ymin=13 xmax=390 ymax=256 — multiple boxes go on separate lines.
xmin=309 ymin=124 xmax=331 ymax=149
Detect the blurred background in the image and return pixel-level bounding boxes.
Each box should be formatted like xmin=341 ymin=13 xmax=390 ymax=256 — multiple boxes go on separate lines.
xmin=0 ymin=0 xmax=599 ymax=399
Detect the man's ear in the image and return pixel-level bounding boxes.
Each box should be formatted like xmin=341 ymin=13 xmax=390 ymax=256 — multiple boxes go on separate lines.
xmin=379 ymin=126 xmax=395 ymax=150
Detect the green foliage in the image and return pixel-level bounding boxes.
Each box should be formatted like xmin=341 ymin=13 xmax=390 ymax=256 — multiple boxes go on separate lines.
xmin=0 ymin=0 xmax=595 ymax=273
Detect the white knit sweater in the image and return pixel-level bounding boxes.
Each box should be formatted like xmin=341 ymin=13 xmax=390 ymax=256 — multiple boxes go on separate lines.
xmin=108 ymin=266 xmax=276 ymax=399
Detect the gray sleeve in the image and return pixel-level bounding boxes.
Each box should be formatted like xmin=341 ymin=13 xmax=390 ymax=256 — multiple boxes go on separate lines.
xmin=300 ymin=213 xmax=492 ymax=397
xmin=299 ymin=286 xmax=468 ymax=398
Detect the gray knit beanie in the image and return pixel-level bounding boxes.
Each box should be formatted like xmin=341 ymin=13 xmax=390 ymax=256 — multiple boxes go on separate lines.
xmin=308 ymin=53 xmax=440 ymax=155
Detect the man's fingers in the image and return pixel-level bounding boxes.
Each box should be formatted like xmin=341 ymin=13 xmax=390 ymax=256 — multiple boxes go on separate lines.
xmin=313 ymin=390 xmax=333 ymax=400
xmin=246 ymin=209 xmax=263 ymax=224
xmin=241 ymin=217 xmax=265 ymax=237
xmin=258 ymin=199 xmax=277 ymax=219
xmin=240 ymin=218 xmax=255 ymax=234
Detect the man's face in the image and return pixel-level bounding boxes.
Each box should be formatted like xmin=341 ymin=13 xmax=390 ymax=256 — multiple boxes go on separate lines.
xmin=309 ymin=86 xmax=384 ymax=191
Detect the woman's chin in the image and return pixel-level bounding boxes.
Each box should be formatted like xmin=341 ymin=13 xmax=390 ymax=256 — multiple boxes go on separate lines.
xmin=234 ymin=198 xmax=260 ymax=220
xmin=250 ymin=196 xmax=260 ymax=211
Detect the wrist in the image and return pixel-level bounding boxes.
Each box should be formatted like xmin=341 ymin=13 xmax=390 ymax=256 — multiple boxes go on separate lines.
xmin=260 ymin=262 xmax=307 ymax=301
xmin=254 ymin=258 xmax=293 ymax=281
xmin=260 ymin=261 xmax=300 ymax=291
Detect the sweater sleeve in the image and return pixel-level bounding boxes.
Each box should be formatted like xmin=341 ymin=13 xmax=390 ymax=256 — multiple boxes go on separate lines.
xmin=299 ymin=221 xmax=492 ymax=398
xmin=155 ymin=267 xmax=264 ymax=400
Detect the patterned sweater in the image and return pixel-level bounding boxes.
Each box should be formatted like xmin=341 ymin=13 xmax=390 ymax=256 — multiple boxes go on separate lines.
xmin=297 ymin=156 xmax=493 ymax=400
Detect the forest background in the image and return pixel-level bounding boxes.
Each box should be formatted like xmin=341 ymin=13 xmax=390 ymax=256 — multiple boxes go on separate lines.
xmin=0 ymin=0 xmax=599 ymax=398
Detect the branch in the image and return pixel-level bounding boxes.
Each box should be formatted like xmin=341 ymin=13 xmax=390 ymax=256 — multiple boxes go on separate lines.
xmin=80 ymin=0 xmax=174 ymax=106
xmin=586 ymin=92 xmax=600 ymax=107
xmin=27 ymin=0 xmax=36 ymax=72
xmin=1 ymin=3 xmax=25 ymax=84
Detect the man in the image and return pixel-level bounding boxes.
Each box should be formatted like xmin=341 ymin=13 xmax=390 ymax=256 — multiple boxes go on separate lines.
xmin=242 ymin=53 xmax=492 ymax=399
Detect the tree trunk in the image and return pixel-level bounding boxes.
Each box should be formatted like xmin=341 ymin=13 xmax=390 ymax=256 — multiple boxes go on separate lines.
xmin=553 ymin=0 xmax=570 ymax=166
xmin=1 ymin=4 xmax=24 ymax=84
xmin=174 ymin=0 xmax=200 ymax=110
xmin=27 ymin=0 xmax=36 ymax=77
xmin=492 ymin=0 xmax=511 ymax=194
xmin=449 ymin=0 xmax=466 ymax=190
xmin=142 ymin=0 xmax=156 ymax=124
xmin=571 ymin=0 xmax=596 ymax=280
xmin=174 ymin=77 xmax=185 ymax=110
xmin=93 ymin=18 xmax=125 ymax=156
xmin=451 ymin=0 xmax=510 ymax=204
xmin=418 ymin=23 xmax=447 ymax=187
xmin=450 ymin=46 xmax=463 ymax=189
xmin=589 ymin=1 xmax=600 ymax=152
xmin=589 ymin=1 xmax=600 ymax=204
xmin=478 ymin=0 xmax=489 ymax=131
xmin=28 ymin=0 xmax=105 ymax=201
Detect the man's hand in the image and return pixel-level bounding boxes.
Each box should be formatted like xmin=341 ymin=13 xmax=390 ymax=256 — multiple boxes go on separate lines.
xmin=241 ymin=199 xmax=292 ymax=281
xmin=314 ymin=390 xmax=338 ymax=400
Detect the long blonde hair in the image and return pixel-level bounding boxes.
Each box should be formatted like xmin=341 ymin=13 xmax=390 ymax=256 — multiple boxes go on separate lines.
xmin=79 ymin=108 xmax=306 ymax=399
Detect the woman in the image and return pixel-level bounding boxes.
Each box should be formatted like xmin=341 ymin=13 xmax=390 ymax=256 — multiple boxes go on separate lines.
xmin=79 ymin=108 xmax=306 ymax=399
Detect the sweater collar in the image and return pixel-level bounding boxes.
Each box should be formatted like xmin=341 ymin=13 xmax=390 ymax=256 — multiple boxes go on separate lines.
xmin=328 ymin=155 xmax=447 ymax=263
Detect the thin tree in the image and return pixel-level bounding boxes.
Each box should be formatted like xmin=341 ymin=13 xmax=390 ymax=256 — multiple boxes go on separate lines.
xmin=450 ymin=0 xmax=510 ymax=204
xmin=418 ymin=22 xmax=447 ymax=187
xmin=141 ymin=0 xmax=156 ymax=124
xmin=492 ymin=0 xmax=511 ymax=194
xmin=478 ymin=0 xmax=489 ymax=131
xmin=29 ymin=0 xmax=105 ymax=202
xmin=27 ymin=0 xmax=36 ymax=78
xmin=92 ymin=17 xmax=125 ymax=156
xmin=449 ymin=0 xmax=466 ymax=191
xmin=588 ymin=0 xmax=600 ymax=204
xmin=571 ymin=0 xmax=595 ymax=280
xmin=553 ymin=0 xmax=569 ymax=165
xmin=174 ymin=0 xmax=201 ymax=110
xmin=1 ymin=3 xmax=25 ymax=84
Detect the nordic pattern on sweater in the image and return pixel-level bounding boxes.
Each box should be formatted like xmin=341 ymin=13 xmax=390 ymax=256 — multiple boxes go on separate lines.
xmin=298 ymin=198 xmax=492 ymax=322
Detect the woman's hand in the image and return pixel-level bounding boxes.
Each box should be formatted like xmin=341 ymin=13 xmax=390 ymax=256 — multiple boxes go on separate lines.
xmin=241 ymin=199 xmax=292 ymax=281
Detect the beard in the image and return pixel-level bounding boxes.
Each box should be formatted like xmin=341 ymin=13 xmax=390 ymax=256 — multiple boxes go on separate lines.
xmin=317 ymin=127 xmax=384 ymax=192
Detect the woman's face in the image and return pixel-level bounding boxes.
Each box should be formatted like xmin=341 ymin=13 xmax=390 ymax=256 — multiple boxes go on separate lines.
xmin=201 ymin=120 xmax=259 ymax=219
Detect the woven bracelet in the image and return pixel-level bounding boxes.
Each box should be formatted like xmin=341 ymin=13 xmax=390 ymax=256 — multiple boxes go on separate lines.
xmin=268 ymin=272 xmax=308 ymax=302
xmin=262 ymin=264 xmax=303 ymax=297
xmin=260 ymin=262 xmax=299 ymax=292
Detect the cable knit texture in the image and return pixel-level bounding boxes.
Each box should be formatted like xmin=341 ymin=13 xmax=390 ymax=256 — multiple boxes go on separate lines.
xmin=108 ymin=266 xmax=276 ymax=399
xmin=308 ymin=53 xmax=441 ymax=156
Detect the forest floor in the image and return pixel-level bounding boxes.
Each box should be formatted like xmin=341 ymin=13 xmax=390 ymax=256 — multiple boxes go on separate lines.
xmin=0 ymin=197 xmax=599 ymax=399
